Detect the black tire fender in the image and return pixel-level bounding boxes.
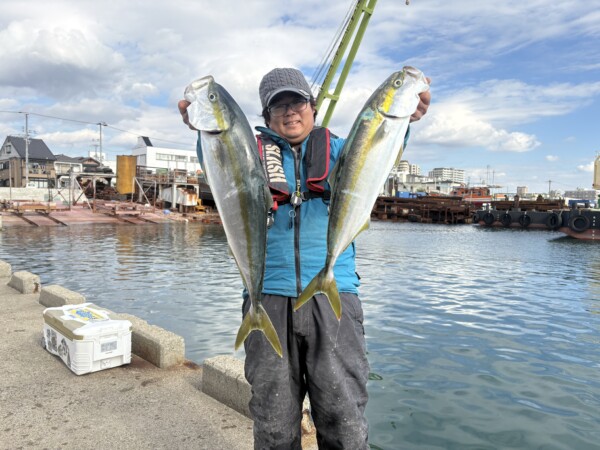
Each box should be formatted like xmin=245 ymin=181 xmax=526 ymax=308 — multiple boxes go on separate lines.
xmin=568 ymin=214 xmax=590 ymax=233
xmin=518 ymin=214 xmax=531 ymax=228
xmin=483 ymin=212 xmax=495 ymax=226
xmin=545 ymin=212 xmax=561 ymax=230
xmin=500 ymin=213 xmax=512 ymax=227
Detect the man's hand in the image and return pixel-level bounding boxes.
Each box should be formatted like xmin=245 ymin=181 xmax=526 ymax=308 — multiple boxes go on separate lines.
xmin=410 ymin=77 xmax=431 ymax=123
xmin=178 ymin=99 xmax=197 ymax=130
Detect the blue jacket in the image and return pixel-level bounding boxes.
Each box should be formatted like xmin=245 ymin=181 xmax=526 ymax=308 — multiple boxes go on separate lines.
xmin=255 ymin=126 xmax=360 ymax=297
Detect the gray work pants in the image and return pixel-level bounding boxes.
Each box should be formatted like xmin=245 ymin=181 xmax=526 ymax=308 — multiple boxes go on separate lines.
xmin=243 ymin=293 xmax=370 ymax=450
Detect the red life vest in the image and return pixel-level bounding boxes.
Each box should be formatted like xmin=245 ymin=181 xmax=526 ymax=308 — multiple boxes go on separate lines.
xmin=256 ymin=127 xmax=333 ymax=206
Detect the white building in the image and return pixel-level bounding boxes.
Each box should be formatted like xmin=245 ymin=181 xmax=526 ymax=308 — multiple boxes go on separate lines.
xmin=394 ymin=160 xmax=421 ymax=176
xmin=397 ymin=160 xmax=410 ymax=173
xmin=132 ymin=136 xmax=200 ymax=174
xmin=564 ymin=189 xmax=598 ymax=201
xmin=428 ymin=167 xmax=465 ymax=184
xmin=516 ymin=186 xmax=528 ymax=197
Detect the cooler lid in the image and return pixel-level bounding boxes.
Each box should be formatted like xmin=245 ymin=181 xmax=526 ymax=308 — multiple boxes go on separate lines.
xmin=43 ymin=303 xmax=132 ymax=340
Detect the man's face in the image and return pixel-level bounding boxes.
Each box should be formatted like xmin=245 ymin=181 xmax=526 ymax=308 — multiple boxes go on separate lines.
xmin=267 ymin=93 xmax=315 ymax=146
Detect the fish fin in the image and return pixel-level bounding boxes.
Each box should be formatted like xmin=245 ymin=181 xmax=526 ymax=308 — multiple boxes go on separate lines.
xmin=394 ymin=144 xmax=405 ymax=167
xmin=327 ymin=158 xmax=342 ymax=191
xmin=234 ymin=302 xmax=283 ymax=357
xmin=294 ymin=268 xmax=342 ymax=320
xmin=348 ymin=219 xmax=371 ymax=243
xmin=360 ymin=219 xmax=370 ymax=235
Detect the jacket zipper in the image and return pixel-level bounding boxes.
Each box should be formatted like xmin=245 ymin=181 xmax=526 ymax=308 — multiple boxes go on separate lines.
xmin=292 ymin=145 xmax=302 ymax=296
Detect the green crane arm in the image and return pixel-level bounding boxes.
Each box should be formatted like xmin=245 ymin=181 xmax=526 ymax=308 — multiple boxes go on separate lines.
xmin=316 ymin=0 xmax=378 ymax=127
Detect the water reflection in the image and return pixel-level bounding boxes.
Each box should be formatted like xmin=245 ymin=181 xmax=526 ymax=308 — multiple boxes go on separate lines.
xmin=2 ymin=221 xmax=600 ymax=449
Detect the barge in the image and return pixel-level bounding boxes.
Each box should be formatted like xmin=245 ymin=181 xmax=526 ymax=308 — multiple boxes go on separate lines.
xmin=474 ymin=201 xmax=600 ymax=241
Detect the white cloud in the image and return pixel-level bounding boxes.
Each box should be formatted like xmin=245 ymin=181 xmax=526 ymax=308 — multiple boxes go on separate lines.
xmin=546 ymin=155 xmax=559 ymax=161
xmin=0 ymin=21 xmax=126 ymax=99
xmin=577 ymin=162 xmax=595 ymax=172
xmin=36 ymin=129 xmax=99 ymax=155
xmin=417 ymin=104 xmax=540 ymax=152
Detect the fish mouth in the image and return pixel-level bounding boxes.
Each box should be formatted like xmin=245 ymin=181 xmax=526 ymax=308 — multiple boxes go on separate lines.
xmin=379 ymin=109 xmax=403 ymax=119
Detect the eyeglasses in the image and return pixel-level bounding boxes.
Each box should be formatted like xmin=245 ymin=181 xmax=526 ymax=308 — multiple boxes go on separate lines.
xmin=268 ymin=99 xmax=309 ymax=117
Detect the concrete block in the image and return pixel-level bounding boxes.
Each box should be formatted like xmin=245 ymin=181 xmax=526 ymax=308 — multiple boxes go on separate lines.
xmin=8 ymin=271 xmax=41 ymax=294
xmin=201 ymin=355 xmax=318 ymax=448
xmin=39 ymin=284 xmax=86 ymax=307
xmin=0 ymin=260 xmax=11 ymax=278
xmin=111 ymin=313 xmax=185 ymax=369
xmin=202 ymin=355 xmax=251 ymax=418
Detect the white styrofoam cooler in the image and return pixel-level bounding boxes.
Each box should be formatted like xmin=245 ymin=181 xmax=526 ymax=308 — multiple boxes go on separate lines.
xmin=43 ymin=303 xmax=132 ymax=375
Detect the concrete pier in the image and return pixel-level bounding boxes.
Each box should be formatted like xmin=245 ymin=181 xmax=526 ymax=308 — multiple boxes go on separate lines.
xmin=0 ymin=269 xmax=254 ymax=449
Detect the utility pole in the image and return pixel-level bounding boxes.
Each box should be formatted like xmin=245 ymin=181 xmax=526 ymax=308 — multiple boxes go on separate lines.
xmin=548 ymin=180 xmax=552 ymax=199
xmin=98 ymin=122 xmax=107 ymax=164
xmin=25 ymin=113 xmax=29 ymax=186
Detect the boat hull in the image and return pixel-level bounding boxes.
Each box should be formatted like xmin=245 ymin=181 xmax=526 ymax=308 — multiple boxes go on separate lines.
xmin=474 ymin=208 xmax=600 ymax=240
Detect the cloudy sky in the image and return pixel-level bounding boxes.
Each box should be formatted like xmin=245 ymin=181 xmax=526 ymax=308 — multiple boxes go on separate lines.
xmin=1 ymin=0 xmax=599 ymax=193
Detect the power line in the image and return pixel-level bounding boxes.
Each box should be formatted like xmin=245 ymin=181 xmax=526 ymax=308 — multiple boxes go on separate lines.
xmin=0 ymin=109 xmax=192 ymax=149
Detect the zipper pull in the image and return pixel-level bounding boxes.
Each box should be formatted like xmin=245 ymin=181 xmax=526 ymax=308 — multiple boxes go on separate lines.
xmin=291 ymin=177 xmax=303 ymax=207
xmin=291 ymin=191 xmax=303 ymax=207
xmin=288 ymin=209 xmax=296 ymax=229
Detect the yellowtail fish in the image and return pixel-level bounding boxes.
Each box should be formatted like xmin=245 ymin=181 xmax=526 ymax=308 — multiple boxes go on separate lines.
xmin=184 ymin=76 xmax=282 ymax=357
xmin=294 ymin=67 xmax=430 ymax=319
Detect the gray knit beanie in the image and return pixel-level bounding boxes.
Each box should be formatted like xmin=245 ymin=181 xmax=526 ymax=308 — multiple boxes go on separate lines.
xmin=259 ymin=68 xmax=313 ymax=110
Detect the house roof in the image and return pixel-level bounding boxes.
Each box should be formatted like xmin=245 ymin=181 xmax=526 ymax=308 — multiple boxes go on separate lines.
xmin=2 ymin=136 xmax=56 ymax=161
xmin=54 ymin=154 xmax=82 ymax=163
xmin=74 ymin=157 xmax=100 ymax=165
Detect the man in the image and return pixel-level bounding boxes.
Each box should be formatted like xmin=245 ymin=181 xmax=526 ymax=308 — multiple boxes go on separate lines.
xmin=179 ymin=68 xmax=430 ymax=449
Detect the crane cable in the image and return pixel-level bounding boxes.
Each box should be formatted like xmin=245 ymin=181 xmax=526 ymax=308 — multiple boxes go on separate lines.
xmin=309 ymin=0 xmax=359 ymax=91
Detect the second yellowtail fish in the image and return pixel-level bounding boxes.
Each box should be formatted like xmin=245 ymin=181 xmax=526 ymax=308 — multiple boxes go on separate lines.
xmin=294 ymin=67 xmax=430 ymax=319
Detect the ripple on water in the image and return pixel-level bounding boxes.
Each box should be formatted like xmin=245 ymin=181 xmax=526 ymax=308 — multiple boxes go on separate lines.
xmin=2 ymin=221 xmax=600 ymax=449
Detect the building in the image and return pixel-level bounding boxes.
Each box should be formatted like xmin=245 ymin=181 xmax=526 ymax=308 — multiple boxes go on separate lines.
xmin=428 ymin=167 xmax=465 ymax=184
xmin=132 ymin=136 xmax=200 ymax=174
xmin=564 ymin=189 xmax=598 ymax=202
xmin=54 ymin=154 xmax=83 ymax=187
xmin=394 ymin=160 xmax=421 ymax=176
xmin=396 ymin=160 xmax=410 ymax=173
xmin=0 ymin=136 xmax=57 ymax=188
xmin=516 ymin=186 xmax=528 ymax=197
xmin=409 ymin=164 xmax=421 ymax=176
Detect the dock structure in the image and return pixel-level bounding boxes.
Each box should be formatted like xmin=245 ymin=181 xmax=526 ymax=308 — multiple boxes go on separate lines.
xmin=132 ymin=166 xmax=214 ymax=213
xmin=372 ymin=195 xmax=475 ymax=224
xmin=487 ymin=199 xmax=565 ymax=212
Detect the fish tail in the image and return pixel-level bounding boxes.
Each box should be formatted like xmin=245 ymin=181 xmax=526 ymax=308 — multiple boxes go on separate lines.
xmin=234 ymin=302 xmax=283 ymax=357
xmin=294 ymin=269 xmax=342 ymax=320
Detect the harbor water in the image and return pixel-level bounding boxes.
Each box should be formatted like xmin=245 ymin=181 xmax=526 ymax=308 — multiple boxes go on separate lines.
xmin=1 ymin=221 xmax=599 ymax=449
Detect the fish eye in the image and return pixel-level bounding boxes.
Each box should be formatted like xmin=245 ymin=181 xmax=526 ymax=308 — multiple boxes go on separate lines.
xmin=393 ymin=79 xmax=403 ymax=87
xmin=208 ymin=93 xmax=217 ymax=102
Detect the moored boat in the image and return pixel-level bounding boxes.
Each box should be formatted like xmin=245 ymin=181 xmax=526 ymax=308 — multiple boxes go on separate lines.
xmin=557 ymin=209 xmax=600 ymax=241
xmin=474 ymin=206 xmax=600 ymax=241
